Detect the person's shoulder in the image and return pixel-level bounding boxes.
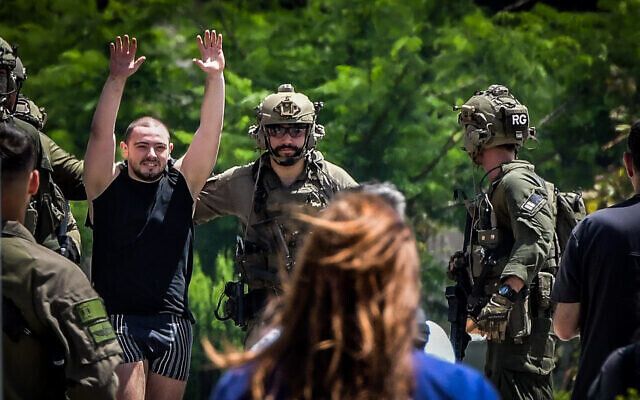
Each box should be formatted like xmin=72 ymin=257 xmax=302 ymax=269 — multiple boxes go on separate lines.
xmin=23 ymin=239 xmax=84 ymax=277
xmin=211 ymin=364 xmax=253 ymax=400
xmin=588 ymin=196 xmax=640 ymax=222
xmin=209 ymin=162 xmax=256 ymax=186
xmin=11 ymin=114 xmax=41 ymax=137
xmin=412 ymin=351 xmax=498 ymax=400
xmin=314 ymin=152 xmax=357 ymax=187
xmin=577 ymin=196 xmax=640 ymax=235
xmin=3 ymin=234 xmax=89 ymax=292
xmin=2 ymin=233 xmax=39 ymax=268
xmin=499 ymin=160 xmax=539 ymax=188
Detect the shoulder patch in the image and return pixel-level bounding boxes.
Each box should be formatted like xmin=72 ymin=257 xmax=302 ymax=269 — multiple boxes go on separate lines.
xmin=88 ymin=320 xmax=117 ymax=345
xmin=74 ymin=298 xmax=108 ymax=326
xmin=519 ymin=192 xmax=546 ymax=217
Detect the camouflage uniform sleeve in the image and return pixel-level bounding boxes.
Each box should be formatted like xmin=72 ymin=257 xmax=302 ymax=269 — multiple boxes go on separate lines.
xmin=33 ymin=259 xmax=121 ymax=400
xmin=40 ymin=133 xmax=86 ymax=200
xmin=499 ymin=172 xmax=555 ymax=285
xmin=326 ymin=163 xmax=358 ymax=189
xmin=194 ymin=168 xmax=242 ymax=225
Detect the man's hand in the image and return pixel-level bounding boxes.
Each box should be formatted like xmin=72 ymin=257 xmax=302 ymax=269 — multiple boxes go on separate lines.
xmin=193 ymin=30 xmax=225 ymax=75
xmin=109 ymin=35 xmax=146 ymax=79
xmin=172 ymin=29 xmax=225 ymax=199
xmin=85 ymin=34 xmax=144 ymax=201
xmin=474 ymin=293 xmax=513 ymax=342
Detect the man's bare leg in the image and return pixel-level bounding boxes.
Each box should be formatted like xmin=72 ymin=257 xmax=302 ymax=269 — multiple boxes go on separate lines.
xmin=116 ymin=361 xmax=147 ymax=400
xmin=145 ymin=373 xmax=187 ymax=400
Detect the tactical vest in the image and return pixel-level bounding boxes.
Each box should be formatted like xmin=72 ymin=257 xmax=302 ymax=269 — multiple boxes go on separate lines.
xmin=10 ymin=118 xmax=80 ymax=263
xmin=470 ymin=162 xmax=556 ymax=342
xmin=238 ymin=152 xmax=338 ymax=290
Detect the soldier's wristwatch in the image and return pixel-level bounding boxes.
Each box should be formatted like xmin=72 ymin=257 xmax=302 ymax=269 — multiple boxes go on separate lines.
xmin=498 ymin=284 xmax=519 ymax=302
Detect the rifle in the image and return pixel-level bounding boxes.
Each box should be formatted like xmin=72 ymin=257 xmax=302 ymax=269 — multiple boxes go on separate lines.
xmin=445 ymin=189 xmax=474 ymax=361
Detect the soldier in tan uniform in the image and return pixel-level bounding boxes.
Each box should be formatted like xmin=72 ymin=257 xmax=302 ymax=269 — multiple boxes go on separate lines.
xmin=1 ymin=120 xmax=122 ymax=399
xmin=0 ymin=36 xmax=85 ymax=267
xmin=195 ymin=84 xmax=357 ymax=346
xmin=450 ymin=85 xmax=557 ymax=399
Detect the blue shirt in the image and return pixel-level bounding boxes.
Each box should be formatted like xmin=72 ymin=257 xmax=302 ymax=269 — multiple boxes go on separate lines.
xmin=211 ymin=350 xmax=497 ymax=399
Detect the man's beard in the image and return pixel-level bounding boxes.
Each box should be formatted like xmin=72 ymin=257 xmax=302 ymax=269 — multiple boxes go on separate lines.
xmin=130 ymin=159 xmax=165 ymax=182
xmin=272 ymin=145 xmax=303 ymax=165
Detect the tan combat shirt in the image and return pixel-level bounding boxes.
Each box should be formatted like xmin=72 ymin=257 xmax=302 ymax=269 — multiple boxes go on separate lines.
xmin=194 ymin=151 xmax=357 ymax=226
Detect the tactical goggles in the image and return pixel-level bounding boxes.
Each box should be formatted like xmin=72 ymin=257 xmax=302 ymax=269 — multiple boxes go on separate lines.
xmin=265 ymin=124 xmax=309 ymax=138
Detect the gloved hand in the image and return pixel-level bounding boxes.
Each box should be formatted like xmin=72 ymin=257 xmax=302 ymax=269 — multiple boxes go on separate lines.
xmin=474 ymin=293 xmax=513 ymax=342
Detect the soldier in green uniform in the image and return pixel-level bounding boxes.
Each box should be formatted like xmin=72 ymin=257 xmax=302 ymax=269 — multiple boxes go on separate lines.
xmin=1 ymin=120 xmax=122 ymax=399
xmin=451 ymin=85 xmax=556 ymax=399
xmin=0 ymin=36 xmax=85 ymax=267
xmin=195 ymin=84 xmax=357 ymax=346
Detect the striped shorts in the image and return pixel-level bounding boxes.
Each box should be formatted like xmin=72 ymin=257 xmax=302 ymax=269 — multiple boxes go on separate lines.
xmin=110 ymin=314 xmax=193 ymax=381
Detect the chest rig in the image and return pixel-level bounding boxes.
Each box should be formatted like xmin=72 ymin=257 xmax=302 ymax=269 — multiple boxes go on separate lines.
xmin=468 ymin=164 xmax=556 ymax=342
xmin=238 ymin=152 xmax=338 ymax=289
xmin=217 ymin=153 xmax=339 ymax=327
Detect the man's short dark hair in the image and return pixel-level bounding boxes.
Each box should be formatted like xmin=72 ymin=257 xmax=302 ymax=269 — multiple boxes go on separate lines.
xmin=0 ymin=121 xmax=35 ymax=183
xmin=123 ymin=116 xmax=170 ymax=143
xmin=629 ymin=121 xmax=640 ymax=172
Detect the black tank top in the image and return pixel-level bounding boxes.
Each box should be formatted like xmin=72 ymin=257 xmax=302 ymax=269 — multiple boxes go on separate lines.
xmin=91 ymin=162 xmax=194 ymax=319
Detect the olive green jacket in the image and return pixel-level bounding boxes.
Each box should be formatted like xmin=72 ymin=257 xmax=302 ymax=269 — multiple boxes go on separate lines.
xmin=2 ymin=221 xmax=121 ymax=400
xmin=489 ymin=160 xmax=555 ymax=285
xmin=479 ymin=160 xmax=556 ymax=379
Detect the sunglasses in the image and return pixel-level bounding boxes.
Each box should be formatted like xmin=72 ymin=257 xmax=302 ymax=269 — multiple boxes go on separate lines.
xmin=265 ymin=125 xmax=309 ymax=138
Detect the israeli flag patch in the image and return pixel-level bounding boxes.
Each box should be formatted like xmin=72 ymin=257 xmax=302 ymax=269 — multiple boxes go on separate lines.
xmin=519 ymin=192 xmax=546 ymax=217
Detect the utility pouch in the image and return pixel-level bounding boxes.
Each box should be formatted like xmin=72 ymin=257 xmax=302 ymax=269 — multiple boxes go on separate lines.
xmin=478 ymin=228 xmax=501 ymax=249
xmin=536 ymin=271 xmax=555 ymax=312
xmin=508 ymin=292 xmax=532 ymax=342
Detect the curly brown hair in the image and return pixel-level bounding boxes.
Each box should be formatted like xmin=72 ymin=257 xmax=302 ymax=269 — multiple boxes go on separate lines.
xmin=206 ymin=191 xmax=421 ymax=399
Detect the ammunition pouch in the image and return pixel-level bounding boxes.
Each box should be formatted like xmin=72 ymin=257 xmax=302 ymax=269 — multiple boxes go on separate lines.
xmin=502 ymin=270 xmax=555 ymax=342
xmin=238 ymin=240 xmax=281 ymax=287
xmin=507 ymin=289 xmax=532 ymax=342
xmin=534 ymin=271 xmax=555 ymax=317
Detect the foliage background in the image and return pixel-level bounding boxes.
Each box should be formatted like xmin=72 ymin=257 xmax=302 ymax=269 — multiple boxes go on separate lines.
xmin=2 ymin=0 xmax=639 ymax=397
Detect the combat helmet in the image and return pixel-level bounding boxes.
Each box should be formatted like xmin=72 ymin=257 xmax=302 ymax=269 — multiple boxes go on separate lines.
xmin=15 ymin=96 xmax=47 ymax=130
xmin=248 ymin=83 xmax=325 ymax=165
xmin=0 ymin=37 xmax=26 ymax=114
xmin=456 ymin=84 xmax=536 ymax=162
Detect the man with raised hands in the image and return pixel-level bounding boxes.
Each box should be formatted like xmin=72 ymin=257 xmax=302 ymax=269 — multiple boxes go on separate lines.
xmin=84 ymin=31 xmax=225 ymax=399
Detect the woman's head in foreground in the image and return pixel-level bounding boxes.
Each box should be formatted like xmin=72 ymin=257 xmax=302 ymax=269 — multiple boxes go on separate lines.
xmin=212 ymin=191 xmax=421 ymax=399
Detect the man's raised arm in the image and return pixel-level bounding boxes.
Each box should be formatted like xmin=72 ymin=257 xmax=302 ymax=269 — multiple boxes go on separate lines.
xmin=174 ymin=29 xmax=225 ymax=198
xmin=84 ymin=35 xmax=145 ymax=201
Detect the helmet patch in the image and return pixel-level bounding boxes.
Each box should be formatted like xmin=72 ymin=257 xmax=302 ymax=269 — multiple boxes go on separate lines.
xmin=273 ymin=96 xmax=301 ymax=119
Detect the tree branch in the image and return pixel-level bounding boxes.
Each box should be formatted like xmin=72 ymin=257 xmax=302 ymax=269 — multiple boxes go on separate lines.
xmin=410 ymin=129 xmax=461 ymax=182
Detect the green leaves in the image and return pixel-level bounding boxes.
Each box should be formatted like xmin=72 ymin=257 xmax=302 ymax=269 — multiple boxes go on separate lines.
xmin=4 ymin=0 xmax=640 ymax=395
